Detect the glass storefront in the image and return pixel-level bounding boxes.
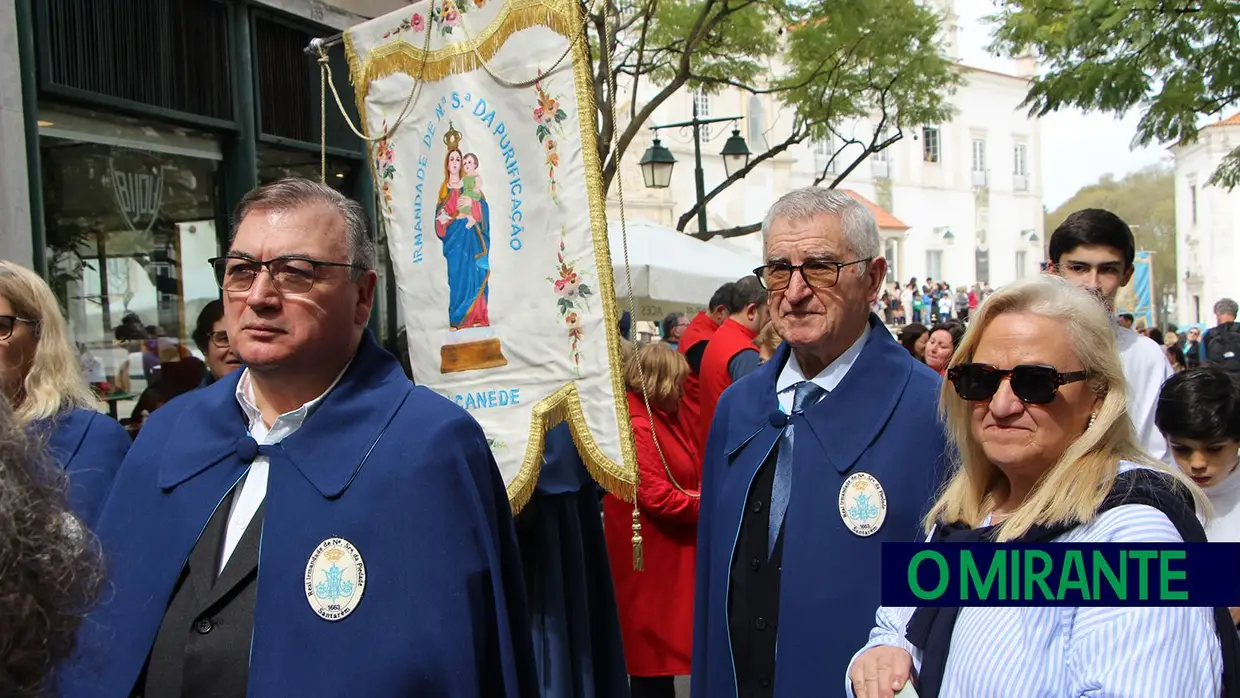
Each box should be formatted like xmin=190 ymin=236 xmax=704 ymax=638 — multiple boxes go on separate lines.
xmin=40 ymin=109 xmax=223 ymax=399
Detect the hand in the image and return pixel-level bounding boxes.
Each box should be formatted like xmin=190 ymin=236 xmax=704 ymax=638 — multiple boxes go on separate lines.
xmin=437 ymin=210 xmax=451 ymax=225
xmin=849 ymin=646 xmax=913 ymax=698
xmin=465 ymin=216 xmax=476 ymax=229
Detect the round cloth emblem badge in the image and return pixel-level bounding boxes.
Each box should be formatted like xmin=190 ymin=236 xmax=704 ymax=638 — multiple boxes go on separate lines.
xmin=304 ymin=537 xmax=366 ymax=621
xmin=838 ymin=472 xmax=887 ymax=537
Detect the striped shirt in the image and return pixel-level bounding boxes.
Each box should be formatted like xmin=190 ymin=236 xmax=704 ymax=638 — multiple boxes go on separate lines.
xmin=846 ymin=467 xmax=1223 ymax=697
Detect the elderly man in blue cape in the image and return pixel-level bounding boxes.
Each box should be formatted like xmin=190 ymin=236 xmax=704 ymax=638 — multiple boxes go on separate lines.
xmin=691 ymin=187 xmax=949 ymax=698
xmin=60 ymin=178 xmax=537 ymax=698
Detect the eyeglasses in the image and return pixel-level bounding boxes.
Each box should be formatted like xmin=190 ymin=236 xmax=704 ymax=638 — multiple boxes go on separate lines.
xmin=947 ymin=363 xmax=1089 ymax=405
xmin=0 ymin=315 xmax=37 ymax=341
xmin=208 ymin=330 xmax=230 ymax=349
xmin=753 ymin=258 xmax=872 ymax=292
xmin=208 ymin=256 xmax=366 ymax=294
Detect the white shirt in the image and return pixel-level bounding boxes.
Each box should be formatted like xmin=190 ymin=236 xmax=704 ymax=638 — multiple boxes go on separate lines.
xmin=219 ymin=366 xmax=347 ymax=574
xmin=846 ymin=461 xmax=1222 ymax=697
xmin=1204 ymin=464 xmax=1240 ymax=542
xmin=775 ymin=323 xmax=870 ymax=414
xmin=1116 ymin=325 xmax=1173 ymax=462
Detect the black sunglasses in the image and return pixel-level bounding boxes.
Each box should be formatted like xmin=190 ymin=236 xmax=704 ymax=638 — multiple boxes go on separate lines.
xmin=947 ymin=363 xmax=1089 ymax=405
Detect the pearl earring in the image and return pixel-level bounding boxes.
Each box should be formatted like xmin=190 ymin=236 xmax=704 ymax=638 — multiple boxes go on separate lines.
xmin=1088 ymin=412 xmax=1097 ymax=430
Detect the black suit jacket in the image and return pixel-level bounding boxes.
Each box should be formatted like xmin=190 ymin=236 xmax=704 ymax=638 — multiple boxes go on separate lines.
xmin=139 ymin=485 xmax=263 ymax=698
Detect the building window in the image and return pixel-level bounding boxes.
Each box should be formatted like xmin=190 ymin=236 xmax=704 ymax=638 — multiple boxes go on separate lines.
xmin=922 ymin=127 xmax=940 ymax=163
xmin=1190 ymin=182 xmax=1198 ymax=225
xmin=693 ymin=90 xmax=711 ymax=140
xmin=975 ymin=248 xmax=990 ymax=285
xmin=926 ymin=250 xmax=943 ymax=280
xmin=971 ymin=138 xmax=986 ymax=173
xmin=1013 ymin=143 xmax=1029 ymax=192
xmin=884 ymin=238 xmax=898 ymax=282
xmin=1015 ymin=250 xmax=1027 ymax=279
xmin=748 ymin=95 xmax=767 ymax=150
xmin=815 ymin=137 xmax=836 ymax=174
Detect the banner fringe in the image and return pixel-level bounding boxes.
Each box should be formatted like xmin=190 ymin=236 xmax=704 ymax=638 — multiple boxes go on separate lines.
xmin=359 ymin=5 xmax=578 ymax=87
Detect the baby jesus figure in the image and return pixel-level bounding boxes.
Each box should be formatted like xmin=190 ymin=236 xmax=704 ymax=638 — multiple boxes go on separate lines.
xmin=457 ymin=153 xmax=484 ymax=218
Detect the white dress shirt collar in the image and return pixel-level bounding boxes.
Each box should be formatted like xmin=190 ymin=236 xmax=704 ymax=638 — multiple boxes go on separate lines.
xmin=235 ymin=363 xmax=349 ymax=437
xmin=775 ymin=323 xmax=871 ymax=413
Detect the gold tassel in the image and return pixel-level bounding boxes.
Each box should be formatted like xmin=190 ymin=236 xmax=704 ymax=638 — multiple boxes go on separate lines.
xmin=631 ymin=505 xmax=644 ymax=572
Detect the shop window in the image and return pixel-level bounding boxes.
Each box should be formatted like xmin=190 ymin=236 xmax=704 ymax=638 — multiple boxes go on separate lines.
xmin=42 ymin=136 xmax=222 ymax=400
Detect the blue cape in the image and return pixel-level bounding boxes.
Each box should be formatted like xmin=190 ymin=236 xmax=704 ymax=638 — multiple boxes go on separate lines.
xmin=690 ymin=315 xmax=950 ymax=696
xmin=60 ymin=332 xmax=537 ymax=697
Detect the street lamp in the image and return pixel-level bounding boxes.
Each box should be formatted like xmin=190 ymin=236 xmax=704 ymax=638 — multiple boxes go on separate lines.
xmin=721 ymin=128 xmax=751 ymax=178
xmin=638 ymin=137 xmax=676 ymax=189
xmin=639 ymin=99 xmax=750 ymax=236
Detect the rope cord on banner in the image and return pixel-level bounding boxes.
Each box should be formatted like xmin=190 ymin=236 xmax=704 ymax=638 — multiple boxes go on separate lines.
xmin=454 ymin=0 xmax=595 ymax=89
xmin=601 ymin=13 xmax=700 ymax=504
xmin=314 ymin=22 xmax=433 ymax=183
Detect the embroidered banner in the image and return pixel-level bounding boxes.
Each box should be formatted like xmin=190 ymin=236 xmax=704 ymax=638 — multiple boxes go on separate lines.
xmin=343 ymin=0 xmax=636 ymax=510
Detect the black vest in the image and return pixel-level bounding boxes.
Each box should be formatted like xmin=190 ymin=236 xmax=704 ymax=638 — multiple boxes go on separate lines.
xmin=137 ymin=486 xmax=264 ymax=698
xmin=728 ymin=447 xmax=782 ymax=698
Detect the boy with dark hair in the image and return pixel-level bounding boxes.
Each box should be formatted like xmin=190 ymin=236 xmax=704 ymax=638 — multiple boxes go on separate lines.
xmin=1048 ymin=208 xmax=1173 ymax=462
xmin=1155 ymin=366 xmax=1240 ymax=626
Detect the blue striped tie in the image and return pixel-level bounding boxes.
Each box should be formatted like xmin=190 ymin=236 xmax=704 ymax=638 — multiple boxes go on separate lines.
xmin=768 ymin=381 xmax=825 ymax=557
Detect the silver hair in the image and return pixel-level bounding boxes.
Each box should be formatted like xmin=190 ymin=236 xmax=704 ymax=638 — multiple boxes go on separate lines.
xmin=761 ymin=187 xmax=882 ymax=260
xmin=1215 ymin=298 xmax=1238 ymax=317
xmin=230 ymin=178 xmax=377 ymax=277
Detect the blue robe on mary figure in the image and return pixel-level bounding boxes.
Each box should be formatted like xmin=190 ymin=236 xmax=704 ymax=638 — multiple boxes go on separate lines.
xmin=515 ymin=423 xmax=630 ymax=698
xmin=58 ymin=332 xmax=537 ymax=697
xmin=691 ymin=315 xmax=950 ymax=697
xmin=437 ymin=187 xmax=492 ymax=329
xmin=33 ymin=407 xmax=130 ymax=526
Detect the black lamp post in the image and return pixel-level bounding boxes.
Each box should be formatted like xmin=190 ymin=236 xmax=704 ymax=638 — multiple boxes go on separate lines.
xmin=638 ymin=100 xmax=751 ymax=236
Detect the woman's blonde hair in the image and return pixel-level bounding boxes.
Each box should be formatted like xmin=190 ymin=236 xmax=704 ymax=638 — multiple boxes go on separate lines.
xmin=0 ymin=261 xmax=97 ymax=424
xmin=926 ymin=275 xmax=1205 ymax=541
xmin=624 ymin=341 xmax=689 ymax=413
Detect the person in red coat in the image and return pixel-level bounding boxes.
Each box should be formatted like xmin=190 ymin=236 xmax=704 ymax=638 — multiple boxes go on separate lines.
xmin=679 ymin=282 xmax=738 ymax=437
xmin=604 ymin=342 xmax=701 ymax=698
xmin=696 ymin=276 xmax=768 ymax=449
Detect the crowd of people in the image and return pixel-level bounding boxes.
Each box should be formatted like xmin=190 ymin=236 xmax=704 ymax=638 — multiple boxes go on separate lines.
xmin=2 ymin=178 xmax=1240 ymax=697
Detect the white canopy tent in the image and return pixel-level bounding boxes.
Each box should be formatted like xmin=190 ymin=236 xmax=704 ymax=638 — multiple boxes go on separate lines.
xmin=607 ymin=219 xmax=760 ymax=320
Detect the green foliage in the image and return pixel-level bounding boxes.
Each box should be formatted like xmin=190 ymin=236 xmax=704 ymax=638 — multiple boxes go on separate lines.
xmin=989 ymin=0 xmax=1240 ymax=188
xmin=593 ymin=0 xmax=961 ymax=235
xmin=1045 ymin=165 xmax=1177 ymax=294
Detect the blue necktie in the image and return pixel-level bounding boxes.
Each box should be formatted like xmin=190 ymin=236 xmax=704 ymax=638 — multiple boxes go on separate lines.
xmin=768 ymin=381 xmax=825 ymax=557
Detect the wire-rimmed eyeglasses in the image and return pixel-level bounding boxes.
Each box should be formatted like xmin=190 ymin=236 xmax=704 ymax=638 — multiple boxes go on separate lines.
xmin=752 ymin=258 xmax=872 ymax=292
xmin=208 ymin=256 xmax=367 ymax=294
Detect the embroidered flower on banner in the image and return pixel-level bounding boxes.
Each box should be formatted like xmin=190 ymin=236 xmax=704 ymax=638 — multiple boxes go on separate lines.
xmin=532 ymin=71 xmax=570 ymax=207
xmin=382 ymin=12 xmax=426 ymax=38
xmin=432 ymin=0 xmax=483 ymax=35
xmin=373 ymin=120 xmax=396 ymax=214
xmin=547 ymin=229 xmax=593 ymax=374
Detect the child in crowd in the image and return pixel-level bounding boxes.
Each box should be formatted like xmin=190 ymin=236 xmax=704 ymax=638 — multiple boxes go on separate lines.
xmin=1155 ymin=366 xmax=1240 ymax=542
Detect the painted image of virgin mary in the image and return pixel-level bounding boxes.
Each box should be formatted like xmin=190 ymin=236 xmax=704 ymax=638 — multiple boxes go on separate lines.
xmin=434 ymin=128 xmax=492 ymax=330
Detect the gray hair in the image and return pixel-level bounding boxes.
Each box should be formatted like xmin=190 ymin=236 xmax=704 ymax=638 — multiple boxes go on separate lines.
xmin=1215 ymin=298 xmax=1238 ymax=317
xmin=230 ymin=177 xmax=377 ymax=277
xmin=761 ymin=187 xmax=882 ymax=260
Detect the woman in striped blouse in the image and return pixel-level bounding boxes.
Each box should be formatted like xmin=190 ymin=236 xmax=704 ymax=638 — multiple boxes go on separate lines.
xmin=847 ymin=275 xmax=1229 ymax=698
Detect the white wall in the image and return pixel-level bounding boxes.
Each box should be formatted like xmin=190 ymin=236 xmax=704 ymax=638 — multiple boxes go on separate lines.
xmin=1174 ymin=123 xmax=1240 ymax=325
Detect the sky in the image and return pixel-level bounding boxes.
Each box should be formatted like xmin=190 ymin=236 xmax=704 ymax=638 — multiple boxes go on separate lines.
xmin=953 ymin=0 xmax=1168 ymax=210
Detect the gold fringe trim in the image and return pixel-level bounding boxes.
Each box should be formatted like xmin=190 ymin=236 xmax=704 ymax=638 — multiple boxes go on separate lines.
xmin=345 ymin=0 xmax=640 ymax=515
xmin=355 ymin=1 xmax=579 ymax=89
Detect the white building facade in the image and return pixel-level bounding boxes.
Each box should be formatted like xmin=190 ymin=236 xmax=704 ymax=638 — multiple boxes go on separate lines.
xmin=1173 ymin=114 xmax=1240 ymax=325
xmin=606 ymin=3 xmax=1046 ymax=292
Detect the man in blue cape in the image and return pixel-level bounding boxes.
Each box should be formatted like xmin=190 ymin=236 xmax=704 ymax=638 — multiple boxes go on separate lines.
xmin=60 ymin=178 xmax=537 ymax=697
xmin=691 ymin=187 xmax=948 ymax=697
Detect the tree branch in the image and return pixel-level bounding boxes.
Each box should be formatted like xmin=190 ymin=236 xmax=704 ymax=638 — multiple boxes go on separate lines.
xmin=696 ymin=221 xmax=763 ymax=240
xmin=680 ymin=128 xmax=811 ymax=234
